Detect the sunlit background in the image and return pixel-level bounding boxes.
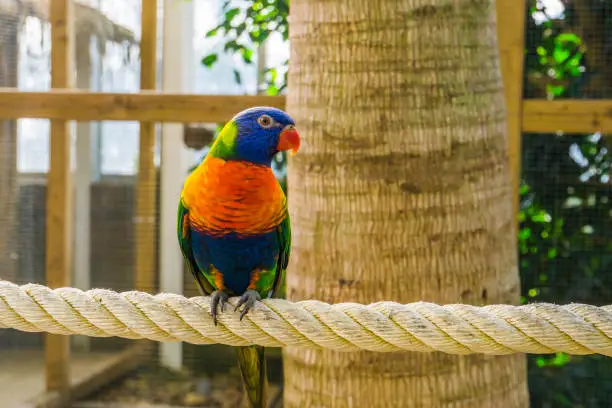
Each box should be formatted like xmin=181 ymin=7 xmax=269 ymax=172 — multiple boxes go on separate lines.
xmin=17 ymin=0 xmax=289 ymax=175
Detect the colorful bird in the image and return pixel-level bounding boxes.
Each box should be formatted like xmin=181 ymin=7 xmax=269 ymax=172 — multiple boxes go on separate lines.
xmin=177 ymin=106 xmax=300 ymax=408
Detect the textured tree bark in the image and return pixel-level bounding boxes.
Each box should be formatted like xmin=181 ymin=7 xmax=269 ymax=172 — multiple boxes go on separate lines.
xmin=284 ymin=1 xmax=529 ymax=407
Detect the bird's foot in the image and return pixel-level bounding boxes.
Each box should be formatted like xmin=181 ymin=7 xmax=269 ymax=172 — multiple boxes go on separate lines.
xmin=210 ymin=290 xmax=229 ymax=326
xmin=234 ymin=290 xmax=261 ymax=320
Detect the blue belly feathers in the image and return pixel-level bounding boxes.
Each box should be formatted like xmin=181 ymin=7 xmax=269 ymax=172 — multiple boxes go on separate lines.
xmin=190 ymin=229 xmax=279 ymax=295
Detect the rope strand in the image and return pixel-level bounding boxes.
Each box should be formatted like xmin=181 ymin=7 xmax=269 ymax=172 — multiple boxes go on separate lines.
xmin=1 ymin=280 xmax=611 ymax=356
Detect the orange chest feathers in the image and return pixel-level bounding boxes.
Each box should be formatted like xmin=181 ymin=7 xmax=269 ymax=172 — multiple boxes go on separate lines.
xmin=182 ymin=157 xmax=287 ymax=235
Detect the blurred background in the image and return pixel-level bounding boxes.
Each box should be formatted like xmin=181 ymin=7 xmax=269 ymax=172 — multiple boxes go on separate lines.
xmin=0 ymin=0 xmax=610 ymax=407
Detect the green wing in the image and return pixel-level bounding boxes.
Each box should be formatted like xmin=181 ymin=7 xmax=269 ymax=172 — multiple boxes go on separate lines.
xmin=177 ymin=198 xmax=215 ymax=296
xmin=269 ymin=212 xmax=291 ymax=299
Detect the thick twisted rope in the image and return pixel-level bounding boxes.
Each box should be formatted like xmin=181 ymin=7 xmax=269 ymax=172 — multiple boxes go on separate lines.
xmin=1 ymin=280 xmax=611 ymax=356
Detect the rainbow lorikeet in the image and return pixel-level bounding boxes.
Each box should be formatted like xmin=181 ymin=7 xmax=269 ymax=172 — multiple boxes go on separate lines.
xmin=177 ymin=107 xmax=300 ymax=408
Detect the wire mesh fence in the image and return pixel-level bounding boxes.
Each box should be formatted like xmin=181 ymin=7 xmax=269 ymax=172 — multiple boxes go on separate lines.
xmin=522 ymin=2 xmax=611 ymax=406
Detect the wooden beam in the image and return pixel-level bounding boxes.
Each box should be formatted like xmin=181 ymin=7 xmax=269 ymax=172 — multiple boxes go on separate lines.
xmin=134 ymin=0 xmax=158 ymax=294
xmin=29 ymin=345 xmax=146 ymax=408
xmin=1 ymin=87 xmax=611 ymax=134
xmin=46 ymin=0 xmax=74 ymax=395
xmin=0 ymin=88 xmax=285 ymax=122
xmin=496 ymin=0 xmax=526 ymax=225
xmin=59 ymin=345 xmax=145 ymax=405
xmin=523 ymin=100 xmax=612 ymax=134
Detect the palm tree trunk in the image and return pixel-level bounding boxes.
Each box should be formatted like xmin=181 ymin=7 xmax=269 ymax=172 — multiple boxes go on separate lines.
xmin=284 ymin=0 xmax=528 ymax=407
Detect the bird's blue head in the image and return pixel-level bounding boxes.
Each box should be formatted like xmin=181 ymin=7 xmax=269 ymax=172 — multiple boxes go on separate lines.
xmin=208 ymin=106 xmax=301 ymax=165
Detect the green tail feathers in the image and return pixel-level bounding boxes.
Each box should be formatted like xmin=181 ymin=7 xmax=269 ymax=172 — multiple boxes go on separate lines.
xmin=236 ymin=345 xmax=267 ymax=408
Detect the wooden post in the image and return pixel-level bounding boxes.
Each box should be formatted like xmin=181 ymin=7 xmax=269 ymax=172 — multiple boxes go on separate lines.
xmin=47 ymin=0 xmax=74 ymax=395
xmin=73 ymin=33 xmax=93 ymax=353
xmin=496 ymin=0 xmax=527 ymax=225
xmin=159 ymin=0 xmax=193 ymax=370
xmin=135 ymin=0 xmax=158 ymax=293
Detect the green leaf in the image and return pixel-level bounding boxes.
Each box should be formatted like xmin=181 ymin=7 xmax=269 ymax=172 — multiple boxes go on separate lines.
xmin=519 ymin=228 xmax=532 ymax=240
xmin=235 ymin=22 xmax=247 ymax=37
xmin=551 ymin=352 xmax=570 ymax=367
xmin=224 ymin=40 xmax=242 ymax=52
xmin=201 ymin=53 xmax=218 ymax=67
xmin=553 ymin=47 xmax=570 ymax=64
xmin=566 ymin=53 xmax=582 ymax=67
xmin=241 ymin=48 xmax=254 ymax=64
xmin=535 ymin=352 xmax=571 ymax=369
xmin=267 ymin=67 xmax=278 ymax=82
xmin=248 ymin=30 xmax=261 ymax=42
xmin=249 ymin=30 xmax=270 ymax=44
xmin=546 ymin=84 xmax=565 ymax=97
xmin=532 ymin=211 xmax=552 ymax=223
xmin=267 ymin=85 xmax=279 ymax=95
xmin=225 ymin=7 xmax=241 ymax=23
xmin=233 ymin=69 xmax=242 ymax=85
xmin=536 ymin=46 xmax=547 ymax=56
xmin=555 ymin=33 xmax=581 ymax=45
xmin=205 ymin=25 xmax=221 ymax=38
xmin=254 ymin=7 xmax=278 ymax=22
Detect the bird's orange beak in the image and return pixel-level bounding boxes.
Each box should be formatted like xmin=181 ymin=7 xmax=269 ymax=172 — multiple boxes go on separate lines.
xmin=277 ymin=125 xmax=301 ymax=156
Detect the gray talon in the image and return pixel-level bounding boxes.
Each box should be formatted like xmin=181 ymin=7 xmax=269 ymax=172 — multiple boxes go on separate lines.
xmin=210 ymin=290 xmax=229 ymax=325
xmin=234 ymin=290 xmax=261 ymax=320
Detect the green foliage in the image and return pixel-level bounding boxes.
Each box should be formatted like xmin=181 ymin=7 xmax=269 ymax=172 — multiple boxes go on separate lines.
xmin=201 ymin=53 xmax=218 ymax=67
xmin=201 ymin=0 xmax=289 ymax=94
xmin=522 ymin=1 xmax=612 ymax=405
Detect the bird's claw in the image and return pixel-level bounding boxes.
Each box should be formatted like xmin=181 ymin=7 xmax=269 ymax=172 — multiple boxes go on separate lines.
xmin=234 ymin=290 xmax=261 ymax=320
xmin=210 ymin=290 xmax=229 ymax=326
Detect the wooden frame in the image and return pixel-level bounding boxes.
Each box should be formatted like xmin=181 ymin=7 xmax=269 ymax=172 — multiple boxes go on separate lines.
xmin=132 ymin=0 xmax=159 ymax=373
xmin=0 ymin=88 xmax=285 ymax=122
xmin=29 ymin=344 xmax=146 ymax=408
xmin=46 ymin=0 xmax=74 ymax=395
xmin=522 ymin=100 xmax=612 ymax=133
xmin=0 ymin=89 xmax=609 ymax=134
xmin=497 ymin=0 xmax=526 ymax=225
xmin=134 ymin=0 xmax=157 ymax=294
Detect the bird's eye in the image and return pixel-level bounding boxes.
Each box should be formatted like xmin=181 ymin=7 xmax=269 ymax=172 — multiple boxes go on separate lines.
xmin=257 ymin=114 xmax=275 ymax=128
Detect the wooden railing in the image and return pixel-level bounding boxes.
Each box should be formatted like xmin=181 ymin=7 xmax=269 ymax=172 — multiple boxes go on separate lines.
xmin=1 ymin=90 xmax=610 ymax=134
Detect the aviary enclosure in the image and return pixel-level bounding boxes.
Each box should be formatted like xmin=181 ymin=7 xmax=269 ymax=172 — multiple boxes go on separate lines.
xmin=0 ymin=0 xmax=610 ymax=407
